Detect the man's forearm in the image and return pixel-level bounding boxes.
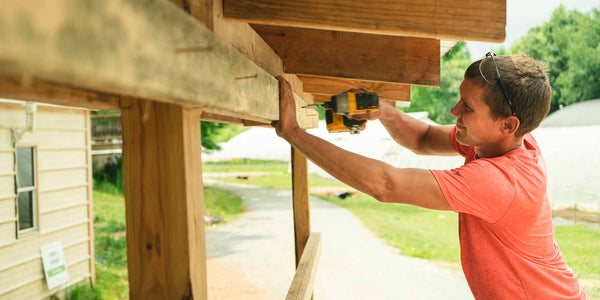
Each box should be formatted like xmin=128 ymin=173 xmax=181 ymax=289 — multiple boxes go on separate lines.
xmin=379 ymin=108 xmax=431 ymax=153
xmin=282 ymin=127 xmax=392 ymax=200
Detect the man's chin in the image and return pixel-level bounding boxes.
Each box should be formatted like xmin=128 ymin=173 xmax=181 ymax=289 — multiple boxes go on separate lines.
xmin=455 ymin=131 xmax=471 ymax=146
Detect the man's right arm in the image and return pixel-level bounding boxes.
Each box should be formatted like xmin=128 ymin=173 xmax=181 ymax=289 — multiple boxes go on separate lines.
xmin=352 ymin=101 xmax=457 ymax=156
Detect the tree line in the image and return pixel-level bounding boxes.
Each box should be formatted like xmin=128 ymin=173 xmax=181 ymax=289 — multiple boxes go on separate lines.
xmin=406 ymin=5 xmax=600 ymax=125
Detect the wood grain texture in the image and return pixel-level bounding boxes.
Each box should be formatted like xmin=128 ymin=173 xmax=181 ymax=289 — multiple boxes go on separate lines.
xmin=252 ymin=25 xmax=440 ymax=86
xmin=225 ymin=0 xmax=506 ymax=42
xmin=0 ymin=75 xmax=119 ymax=110
xmin=291 ymin=147 xmax=310 ymax=266
xmin=121 ymin=98 xmax=207 ymax=300
xmin=0 ymin=1 xmax=276 ymax=122
xmin=298 ymin=75 xmax=411 ymax=102
xmin=286 ymin=232 xmax=322 ymax=300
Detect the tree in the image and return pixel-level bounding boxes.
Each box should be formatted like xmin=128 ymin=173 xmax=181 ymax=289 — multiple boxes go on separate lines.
xmin=201 ymin=121 xmax=228 ymax=150
xmin=511 ymin=5 xmax=600 ymax=113
xmin=403 ymin=41 xmax=472 ymax=124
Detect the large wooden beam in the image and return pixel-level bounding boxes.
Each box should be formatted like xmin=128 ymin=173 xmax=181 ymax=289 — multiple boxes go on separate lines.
xmin=0 ymin=75 xmax=120 ymax=110
xmin=252 ymin=25 xmax=440 ymax=86
xmin=298 ymin=75 xmax=411 ymax=103
xmin=224 ymin=0 xmax=506 ymax=42
xmin=121 ymin=97 xmax=207 ymax=299
xmin=0 ymin=1 xmax=316 ymax=127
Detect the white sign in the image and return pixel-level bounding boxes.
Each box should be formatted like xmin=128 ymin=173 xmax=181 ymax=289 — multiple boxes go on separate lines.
xmin=41 ymin=241 xmax=69 ymax=289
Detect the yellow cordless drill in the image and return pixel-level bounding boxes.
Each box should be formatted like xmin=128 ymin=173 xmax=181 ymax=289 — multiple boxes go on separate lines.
xmin=324 ymin=92 xmax=379 ymax=134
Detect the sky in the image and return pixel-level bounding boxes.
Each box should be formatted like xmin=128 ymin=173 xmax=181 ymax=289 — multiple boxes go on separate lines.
xmin=466 ymin=0 xmax=599 ymax=60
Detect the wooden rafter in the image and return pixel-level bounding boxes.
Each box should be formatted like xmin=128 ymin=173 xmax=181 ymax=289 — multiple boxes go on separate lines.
xmin=252 ymin=25 xmax=440 ymax=86
xmin=224 ymin=0 xmax=506 ymax=42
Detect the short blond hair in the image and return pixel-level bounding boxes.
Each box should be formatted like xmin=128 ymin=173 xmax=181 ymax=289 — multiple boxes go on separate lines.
xmin=465 ymin=54 xmax=552 ymax=136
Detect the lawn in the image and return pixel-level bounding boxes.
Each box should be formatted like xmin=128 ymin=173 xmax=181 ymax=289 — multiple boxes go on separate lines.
xmin=92 ymin=182 xmax=245 ymax=299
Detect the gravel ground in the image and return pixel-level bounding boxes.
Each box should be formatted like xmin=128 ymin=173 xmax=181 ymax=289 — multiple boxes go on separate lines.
xmin=204 ymin=180 xmax=472 ymax=300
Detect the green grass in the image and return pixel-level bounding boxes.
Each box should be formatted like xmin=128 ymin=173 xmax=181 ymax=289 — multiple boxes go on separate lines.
xmin=203 ymin=165 xmax=288 ymax=173
xmin=204 ymin=159 xmax=286 ymax=165
xmin=203 ymin=159 xmax=289 ymax=173
xmin=217 ymin=173 xmax=346 ymax=189
xmin=554 ymin=224 xmax=600 ymax=298
xmin=92 ymin=181 xmax=245 ymax=299
xmin=204 ymin=186 xmax=244 ymax=222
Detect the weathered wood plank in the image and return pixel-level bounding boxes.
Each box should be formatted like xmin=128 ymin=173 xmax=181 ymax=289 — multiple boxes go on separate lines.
xmin=291 ymin=148 xmax=310 ymax=266
xmin=298 ymin=75 xmax=411 ymax=103
xmin=0 ymin=75 xmax=120 ymax=110
xmin=252 ymin=25 xmax=440 ymax=86
xmin=121 ymin=98 xmax=207 ymax=299
xmin=286 ymin=232 xmax=322 ymax=300
xmin=0 ymin=1 xmax=315 ymax=127
xmin=224 ymin=0 xmax=506 ymax=42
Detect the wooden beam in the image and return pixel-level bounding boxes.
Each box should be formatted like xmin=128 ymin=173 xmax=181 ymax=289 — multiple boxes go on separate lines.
xmin=286 ymin=233 xmax=322 ymax=300
xmin=224 ymin=0 xmax=506 ymax=42
xmin=121 ymin=97 xmax=207 ymax=299
xmin=291 ymin=147 xmax=310 ymax=266
xmin=252 ymin=25 xmax=440 ymax=86
xmin=0 ymin=1 xmax=316 ymax=127
xmin=298 ymin=75 xmax=411 ymax=103
xmin=0 ymin=75 xmax=119 ymax=110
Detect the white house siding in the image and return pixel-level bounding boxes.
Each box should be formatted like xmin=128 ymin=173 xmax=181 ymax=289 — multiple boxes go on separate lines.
xmin=0 ymin=101 xmax=94 ymax=300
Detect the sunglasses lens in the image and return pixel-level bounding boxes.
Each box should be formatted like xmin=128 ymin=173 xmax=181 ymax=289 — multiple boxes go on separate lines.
xmin=479 ymin=59 xmax=496 ymax=84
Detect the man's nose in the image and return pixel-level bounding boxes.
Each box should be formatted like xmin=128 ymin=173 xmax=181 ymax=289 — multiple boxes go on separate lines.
xmin=450 ymin=104 xmax=460 ymax=118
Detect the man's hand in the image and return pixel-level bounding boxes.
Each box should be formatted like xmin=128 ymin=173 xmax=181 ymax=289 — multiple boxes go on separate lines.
xmin=349 ymin=98 xmax=395 ymax=121
xmin=272 ymin=76 xmax=299 ymax=138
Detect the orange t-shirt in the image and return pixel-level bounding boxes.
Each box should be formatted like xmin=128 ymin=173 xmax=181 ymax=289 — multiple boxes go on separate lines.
xmin=431 ymin=126 xmax=586 ymax=299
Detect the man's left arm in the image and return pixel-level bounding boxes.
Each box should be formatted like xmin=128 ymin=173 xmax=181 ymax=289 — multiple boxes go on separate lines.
xmin=273 ymin=77 xmax=450 ymax=211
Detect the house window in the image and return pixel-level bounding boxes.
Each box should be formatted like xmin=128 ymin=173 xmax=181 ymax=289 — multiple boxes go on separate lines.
xmin=16 ymin=146 xmax=37 ymax=235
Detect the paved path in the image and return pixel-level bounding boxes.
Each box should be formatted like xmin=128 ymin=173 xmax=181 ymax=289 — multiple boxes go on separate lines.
xmin=205 ymin=181 xmax=473 ymax=300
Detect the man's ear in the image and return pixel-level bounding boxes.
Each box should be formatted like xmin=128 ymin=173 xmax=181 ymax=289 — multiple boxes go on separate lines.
xmin=501 ymin=116 xmax=520 ymax=135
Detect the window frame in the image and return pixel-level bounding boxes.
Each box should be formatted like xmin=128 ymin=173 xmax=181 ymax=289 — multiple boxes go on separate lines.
xmin=15 ymin=144 xmax=40 ymax=238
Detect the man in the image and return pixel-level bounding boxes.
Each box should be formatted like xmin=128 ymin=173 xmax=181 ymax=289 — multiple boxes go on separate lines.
xmin=273 ymin=53 xmax=586 ymax=299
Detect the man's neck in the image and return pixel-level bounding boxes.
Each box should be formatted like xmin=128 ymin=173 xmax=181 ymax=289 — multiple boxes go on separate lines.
xmin=475 ymin=136 xmax=526 ymax=159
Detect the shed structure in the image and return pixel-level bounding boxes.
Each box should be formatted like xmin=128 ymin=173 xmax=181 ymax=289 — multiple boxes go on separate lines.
xmin=0 ymin=1 xmax=506 ymax=298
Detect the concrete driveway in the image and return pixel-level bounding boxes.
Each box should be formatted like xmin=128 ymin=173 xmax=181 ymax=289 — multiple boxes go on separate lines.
xmin=205 ymin=181 xmax=473 ymax=299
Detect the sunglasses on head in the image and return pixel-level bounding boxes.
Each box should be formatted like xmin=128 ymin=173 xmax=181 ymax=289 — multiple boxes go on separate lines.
xmin=479 ymin=52 xmax=517 ymax=118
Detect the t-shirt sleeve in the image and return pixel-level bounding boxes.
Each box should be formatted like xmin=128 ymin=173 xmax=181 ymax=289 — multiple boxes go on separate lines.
xmin=449 ymin=126 xmax=473 ymax=158
xmin=431 ymin=158 xmax=516 ymax=223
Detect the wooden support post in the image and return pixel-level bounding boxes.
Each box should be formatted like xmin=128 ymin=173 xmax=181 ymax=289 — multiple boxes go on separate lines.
xmin=291 ymin=147 xmax=310 ymax=266
xmin=121 ymin=97 xmax=207 ymax=299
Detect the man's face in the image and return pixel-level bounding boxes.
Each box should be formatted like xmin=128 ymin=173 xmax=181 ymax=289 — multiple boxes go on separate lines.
xmin=450 ymin=79 xmax=504 ymax=147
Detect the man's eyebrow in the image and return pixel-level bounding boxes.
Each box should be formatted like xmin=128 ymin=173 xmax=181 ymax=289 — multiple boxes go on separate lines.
xmin=460 ymin=97 xmax=472 ymax=108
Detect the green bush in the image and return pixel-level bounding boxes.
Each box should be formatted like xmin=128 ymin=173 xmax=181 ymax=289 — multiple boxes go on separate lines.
xmin=66 ymin=283 xmax=101 ymax=300
xmin=93 ymin=156 xmax=123 ymax=191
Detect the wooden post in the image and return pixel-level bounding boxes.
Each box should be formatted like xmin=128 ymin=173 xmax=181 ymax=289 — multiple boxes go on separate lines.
xmin=291 ymin=147 xmax=310 ymax=266
xmin=120 ymin=97 xmax=207 ymax=299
